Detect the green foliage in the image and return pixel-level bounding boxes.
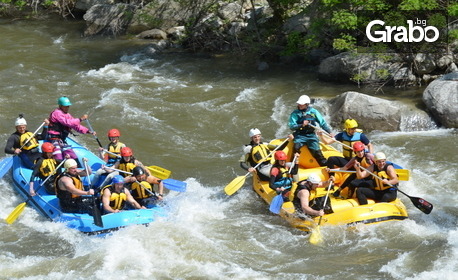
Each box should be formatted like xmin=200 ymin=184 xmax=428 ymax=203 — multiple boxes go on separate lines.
xmin=398 ymin=0 xmax=439 ymax=10
xmin=333 ymin=34 xmax=356 ymax=51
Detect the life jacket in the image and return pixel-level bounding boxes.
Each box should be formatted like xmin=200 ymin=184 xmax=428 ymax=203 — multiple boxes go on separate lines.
xmin=118 ymin=157 xmax=136 ymax=177
xmin=106 ymin=142 xmax=124 ymax=166
xmin=373 ymin=163 xmax=398 ymax=191
xmin=38 ymin=157 xmax=57 ymax=178
xmin=341 ymin=132 xmax=363 ymax=159
xmin=100 ymin=185 xmax=127 ymax=210
xmin=293 ymin=182 xmax=332 ymax=214
xmin=271 ymin=165 xmax=293 ymax=188
xmin=55 ymin=172 xmax=84 ymax=201
xmin=250 ymin=143 xmax=271 ymax=164
xmin=292 ymin=183 xmax=316 ymax=209
xmin=357 ymin=153 xmax=373 ymax=168
xmin=130 ymin=181 xmax=154 ymax=200
xmin=294 ymin=110 xmax=317 ymax=135
xmin=19 ymin=132 xmax=39 ymax=151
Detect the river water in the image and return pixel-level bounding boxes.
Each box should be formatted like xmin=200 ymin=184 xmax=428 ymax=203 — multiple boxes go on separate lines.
xmin=0 ymin=18 xmax=457 ymax=280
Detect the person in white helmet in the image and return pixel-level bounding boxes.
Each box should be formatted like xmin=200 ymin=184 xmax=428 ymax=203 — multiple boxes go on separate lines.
xmin=239 ymin=128 xmax=293 ymax=180
xmin=353 ymin=152 xmax=398 ymax=205
xmin=293 ymin=173 xmax=333 ymax=217
xmin=55 ymin=158 xmax=95 ymax=213
xmin=288 ymin=95 xmax=332 ymax=166
xmin=4 ymin=114 xmax=49 ymax=169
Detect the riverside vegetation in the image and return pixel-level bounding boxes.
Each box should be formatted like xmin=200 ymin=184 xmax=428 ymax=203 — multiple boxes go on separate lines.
xmin=1 ymin=0 xmax=458 ymax=87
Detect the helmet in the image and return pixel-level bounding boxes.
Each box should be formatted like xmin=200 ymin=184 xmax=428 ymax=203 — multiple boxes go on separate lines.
xmin=352 ymin=141 xmax=365 ymax=152
xmin=249 ymin=128 xmax=261 ymax=138
xmin=64 ymin=159 xmax=78 ymax=169
xmin=132 ymin=166 xmax=145 ymax=176
xmin=57 ymin=96 xmax=72 ymax=106
xmin=307 ymin=173 xmax=321 ymax=184
xmin=120 ymin=147 xmax=133 ymax=157
xmin=112 ymin=175 xmax=125 ymax=185
xmin=344 ymin=119 xmax=358 ymax=130
xmin=15 ymin=116 xmax=27 ymax=126
xmin=274 ymin=150 xmax=288 ymax=161
xmin=296 ymin=95 xmax=311 ymax=105
xmin=108 ymin=129 xmax=121 ymax=138
xmin=41 ymin=142 xmax=55 ymax=153
xmin=374 ymin=152 xmax=387 ymax=161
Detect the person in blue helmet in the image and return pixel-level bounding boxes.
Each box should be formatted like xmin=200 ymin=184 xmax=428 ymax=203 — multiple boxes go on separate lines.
xmin=100 ymin=175 xmax=145 ymax=214
xmin=288 ymin=95 xmax=332 ymax=166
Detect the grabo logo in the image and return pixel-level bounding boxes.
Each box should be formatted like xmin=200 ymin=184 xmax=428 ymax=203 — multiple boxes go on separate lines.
xmin=366 ymin=19 xmax=440 ymax=43
xmin=366 ymin=18 xmax=440 ymax=43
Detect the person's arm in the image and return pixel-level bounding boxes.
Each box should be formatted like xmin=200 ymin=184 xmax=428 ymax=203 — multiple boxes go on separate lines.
xmin=359 ymin=134 xmax=374 ymax=154
xmin=60 ymin=176 xmax=94 ymax=196
xmin=297 ymin=189 xmax=324 ymax=216
xmin=29 ymin=158 xmax=44 ymax=196
xmin=102 ymin=189 xmax=118 ymax=213
xmin=355 ymin=162 xmax=371 ymax=179
xmin=4 ymin=134 xmax=20 ymax=155
xmin=313 ymin=108 xmax=331 ymax=134
xmin=288 ymin=110 xmax=302 ymax=131
xmin=384 ymin=165 xmax=399 ymax=186
xmin=52 ymin=110 xmax=90 ymax=134
xmin=125 ymin=190 xmax=145 ymax=209
xmin=78 ymin=158 xmax=92 ymax=176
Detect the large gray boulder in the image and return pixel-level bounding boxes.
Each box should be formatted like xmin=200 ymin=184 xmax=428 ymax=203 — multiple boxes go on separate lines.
xmin=83 ymin=4 xmax=136 ymax=36
xmin=327 ymin=91 xmax=436 ymax=132
xmin=423 ymin=73 xmax=458 ymax=128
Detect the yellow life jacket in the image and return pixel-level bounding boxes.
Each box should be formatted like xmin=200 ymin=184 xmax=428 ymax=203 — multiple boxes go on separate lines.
xmin=101 ymin=185 xmax=127 ymax=210
xmin=251 ymin=143 xmax=271 ymax=164
xmin=131 ymin=181 xmax=153 ymax=200
xmin=39 ymin=158 xmax=57 ymax=178
xmin=19 ymin=132 xmax=39 ymax=151
xmin=107 ymin=142 xmax=124 ymax=160
xmin=373 ymin=164 xmax=393 ymax=191
xmin=55 ymin=172 xmax=84 ymax=199
xmin=118 ymin=158 xmax=136 ymax=177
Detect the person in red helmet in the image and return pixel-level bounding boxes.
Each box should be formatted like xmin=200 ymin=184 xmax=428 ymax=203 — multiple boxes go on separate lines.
xmin=269 ymin=150 xmax=299 ymax=202
xmin=331 ymin=141 xmax=375 ymax=198
xmin=29 ymin=142 xmax=61 ymax=195
xmin=92 ymin=129 xmax=126 ymax=188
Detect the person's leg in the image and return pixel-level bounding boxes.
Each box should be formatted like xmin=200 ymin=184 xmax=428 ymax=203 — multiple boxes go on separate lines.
xmin=379 ymin=189 xmax=397 ymax=202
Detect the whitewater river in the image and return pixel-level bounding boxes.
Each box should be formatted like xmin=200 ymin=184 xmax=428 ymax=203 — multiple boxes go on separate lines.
xmin=0 ymin=18 xmax=457 ymax=280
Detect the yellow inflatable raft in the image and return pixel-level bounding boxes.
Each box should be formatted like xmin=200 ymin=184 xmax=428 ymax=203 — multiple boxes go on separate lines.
xmin=253 ymin=139 xmax=409 ymax=232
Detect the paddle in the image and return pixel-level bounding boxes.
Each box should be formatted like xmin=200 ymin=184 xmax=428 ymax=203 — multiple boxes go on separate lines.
xmin=106 ymin=167 xmax=186 ymax=192
xmin=0 ymin=157 xmax=14 ymax=179
xmin=309 ymin=180 xmax=333 ymax=245
xmin=358 ymin=165 xmax=433 ymax=214
xmin=224 ymin=138 xmax=290 ymax=196
xmin=85 ymin=119 xmax=102 ymax=148
xmin=310 ymin=124 xmax=352 ymax=149
xmin=5 ymin=159 xmax=66 ymax=224
xmin=269 ymin=153 xmax=298 ymax=214
xmin=19 ymin=121 xmax=46 ymax=149
xmin=84 ymin=160 xmax=104 ymax=227
xmin=330 ymin=168 xmax=410 ymax=181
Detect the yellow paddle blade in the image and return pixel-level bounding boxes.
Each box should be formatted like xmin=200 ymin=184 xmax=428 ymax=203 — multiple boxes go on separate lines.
xmin=5 ymin=202 xmax=27 ymax=224
xmin=146 ymin=166 xmax=171 ymax=180
xmin=309 ymin=226 xmax=323 ymax=245
xmin=224 ymin=175 xmax=247 ymax=196
xmin=396 ymin=169 xmax=410 ymax=181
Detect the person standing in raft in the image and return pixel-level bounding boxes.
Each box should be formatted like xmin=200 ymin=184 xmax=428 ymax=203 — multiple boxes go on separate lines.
xmin=353 ymin=152 xmax=398 ymax=205
xmin=55 ymin=158 xmax=95 ymax=213
xmin=4 ymin=115 xmax=49 ymax=169
xmin=29 ymin=142 xmax=65 ymax=196
xmin=91 ymin=128 xmax=126 ymax=188
xmin=293 ymin=173 xmax=333 ymax=217
xmin=100 ymin=175 xmax=145 ymax=214
xmin=319 ymin=118 xmax=374 ymax=169
xmin=288 ymin=95 xmax=331 ymax=166
xmin=47 ymin=96 xmax=96 ymax=164
xmin=331 ymin=141 xmax=375 ymax=198
xmin=269 ymin=150 xmax=299 ymax=202
xmin=240 ymin=128 xmax=293 ymax=181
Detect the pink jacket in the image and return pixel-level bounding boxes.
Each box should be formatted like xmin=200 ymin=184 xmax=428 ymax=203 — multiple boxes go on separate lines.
xmin=48 ymin=108 xmax=90 ymax=136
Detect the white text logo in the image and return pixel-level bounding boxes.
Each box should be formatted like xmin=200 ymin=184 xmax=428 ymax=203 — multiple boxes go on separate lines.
xmin=366 ymin=19 xmax=440 ymax=43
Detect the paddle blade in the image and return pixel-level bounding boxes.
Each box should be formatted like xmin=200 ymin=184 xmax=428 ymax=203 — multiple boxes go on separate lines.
xmin=147 ymin=166 xmax=171 ymax=180
xmin=5 ymin=202 xmax=27 ymax=224
xmin=163 ymin=178 xmax=187 ymax=192
xmin=269 ymin=194 xmax=284 ymax=214
xmin=396 ymin=169 xmax=410 ymax=181
xmin=309 ymin=226 xmax=323 ymax=245
xmin=410 ymin=196 xmax=433 ymax=214
xmin=224 ymin=176 xmax=247 ymax=196
xmin=0 ymin=157 xmax=13 ymax=179
xmin=92 ymin=200 xmax=104 ymax=227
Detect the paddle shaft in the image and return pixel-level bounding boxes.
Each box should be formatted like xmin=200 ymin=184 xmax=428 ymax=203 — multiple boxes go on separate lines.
xmin=85 ymin=119 xmax=102 ymax=147
xmin=309 ymin=124 xmax=352 ymax=150
xmin=317 ymin=181 xmax=333 ymax=225
xmin=20 ymin=122 xmax=46 ymax=149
